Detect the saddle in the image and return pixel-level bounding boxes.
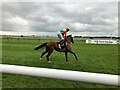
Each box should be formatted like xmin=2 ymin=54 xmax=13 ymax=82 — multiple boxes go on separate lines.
xmin=58 ymin=40 xmax=66 ymax=49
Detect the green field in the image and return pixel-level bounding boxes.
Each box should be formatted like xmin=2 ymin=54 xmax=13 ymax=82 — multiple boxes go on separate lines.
xmin=2 ymin=37 xmax=119 ymax=88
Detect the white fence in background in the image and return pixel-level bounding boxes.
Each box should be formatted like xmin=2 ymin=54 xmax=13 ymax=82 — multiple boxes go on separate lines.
xmin=0 ymin=64 xmax=119 ymax=86
xmin=86 ymin=40 xmax=120 ymax=44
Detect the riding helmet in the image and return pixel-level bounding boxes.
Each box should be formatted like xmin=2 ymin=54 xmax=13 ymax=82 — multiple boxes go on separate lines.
xmin=66 ymin=28 xmax=70 ymax=31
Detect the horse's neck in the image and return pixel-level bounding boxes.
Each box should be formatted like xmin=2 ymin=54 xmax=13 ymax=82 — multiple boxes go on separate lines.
xmin=65 ymin=38 xmax=71 ymax=44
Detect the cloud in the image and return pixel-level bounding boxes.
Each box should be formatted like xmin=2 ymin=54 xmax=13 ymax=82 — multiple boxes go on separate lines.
xmin=2 ymin=2 xmax=118 ymax=36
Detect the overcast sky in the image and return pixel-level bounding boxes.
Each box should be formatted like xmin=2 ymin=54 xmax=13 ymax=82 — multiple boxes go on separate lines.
xmin=2 ymin=1 xmax=118 ymax=36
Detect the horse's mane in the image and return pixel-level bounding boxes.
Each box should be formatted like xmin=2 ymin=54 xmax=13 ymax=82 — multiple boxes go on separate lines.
xmin=65 ymin=35 xmax=73 ymax=42
xmin=67 ymin=35 xmax=72 ymax=38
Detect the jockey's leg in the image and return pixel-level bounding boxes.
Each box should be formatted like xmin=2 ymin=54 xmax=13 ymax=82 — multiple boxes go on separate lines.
xmin=59 ymin=39 xmax=65 ymax=49
xmin=57 ymin=31 xmax=64 ymax=40
xmin=57 ymin=32 xmax=65 ymax=47
xmin=57 ymin=34 xmax=62 ymax=40
xmin=63 ymin=40 xmax=66 ymax=46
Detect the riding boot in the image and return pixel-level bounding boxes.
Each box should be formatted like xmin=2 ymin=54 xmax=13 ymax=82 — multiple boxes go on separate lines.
xmin=61 ymin=40 xmax=66 ymax=49
xmin=63 ymin=40 xmax=66 ymax=46
xmin=60 ymin=40 xmax=64 ymax=46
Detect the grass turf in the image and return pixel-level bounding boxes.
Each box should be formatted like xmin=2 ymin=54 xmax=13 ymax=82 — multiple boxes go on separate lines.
xmin=2 ymin=38 xmax=118 ymax=88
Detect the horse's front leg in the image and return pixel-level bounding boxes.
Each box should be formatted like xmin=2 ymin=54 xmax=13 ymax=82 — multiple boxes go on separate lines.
xmin=65 ymin=52 xmax=68 ymax=62
xmin=69 ymin=51 xmax=78 ymax=61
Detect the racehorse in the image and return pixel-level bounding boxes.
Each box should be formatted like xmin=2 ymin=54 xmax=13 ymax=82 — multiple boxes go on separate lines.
xmin=34 ymin=35 xmax=78 ymax=63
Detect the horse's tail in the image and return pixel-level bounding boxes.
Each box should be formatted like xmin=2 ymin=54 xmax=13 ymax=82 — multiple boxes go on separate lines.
xmin=34 ymin=42 xmax=47 ymax=50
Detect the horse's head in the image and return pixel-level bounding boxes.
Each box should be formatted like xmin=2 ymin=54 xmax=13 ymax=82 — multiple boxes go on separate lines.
xmin=66 ymin=35 xmax=74 ymax=44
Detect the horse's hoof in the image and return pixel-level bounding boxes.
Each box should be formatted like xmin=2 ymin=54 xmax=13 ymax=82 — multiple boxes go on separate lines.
xmin=48 ymin=61 xmax=51 ymax=63
xmin=40 ymin=58 xmax=42 ymax=60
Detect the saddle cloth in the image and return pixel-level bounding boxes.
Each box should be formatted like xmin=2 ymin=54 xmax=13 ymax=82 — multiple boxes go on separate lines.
xmin=58 ymin=41 xmax=67 ymax=49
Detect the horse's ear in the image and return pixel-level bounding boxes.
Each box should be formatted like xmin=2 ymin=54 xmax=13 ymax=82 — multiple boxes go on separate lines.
xmin=67 ymin=34 xmax=72 ymax=38
xmin=69 ymin=35 xmax=72 ymax=37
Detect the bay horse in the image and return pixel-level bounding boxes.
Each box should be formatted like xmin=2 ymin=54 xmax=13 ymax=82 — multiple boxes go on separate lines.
xmin=34 ymin=35 xmax=78 ymax=63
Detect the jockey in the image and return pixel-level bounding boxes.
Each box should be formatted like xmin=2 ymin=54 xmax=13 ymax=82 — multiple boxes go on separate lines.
xmin=57 ymin=27 xmax=70 ymax=47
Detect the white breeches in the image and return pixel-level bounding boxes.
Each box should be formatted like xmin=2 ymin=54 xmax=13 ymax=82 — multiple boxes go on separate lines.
xmin=57 ymin=31 xmax=64 ymax=40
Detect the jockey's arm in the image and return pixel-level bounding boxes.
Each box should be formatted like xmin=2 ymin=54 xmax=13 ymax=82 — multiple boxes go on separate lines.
xmin=63 ymin=31 xmax=67 ymax=38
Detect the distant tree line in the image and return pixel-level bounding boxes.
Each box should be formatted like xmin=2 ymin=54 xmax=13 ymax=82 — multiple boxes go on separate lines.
xmin=74 ymin=36 xmax=120 ymax=39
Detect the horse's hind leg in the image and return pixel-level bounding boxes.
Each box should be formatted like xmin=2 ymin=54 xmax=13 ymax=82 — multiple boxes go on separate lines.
xmin=46 ymin=51 xmax=53 ymax=63
xmin=40 ymin=51 xmax=47 ymax=59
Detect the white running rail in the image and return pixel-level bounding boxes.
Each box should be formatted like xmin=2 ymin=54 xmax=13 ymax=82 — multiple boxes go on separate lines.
xmin=0 ymin=64 xmax=119 ymax=86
